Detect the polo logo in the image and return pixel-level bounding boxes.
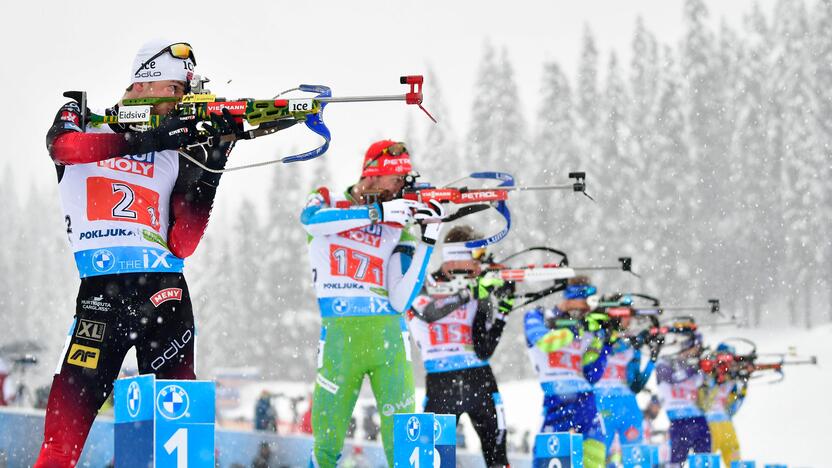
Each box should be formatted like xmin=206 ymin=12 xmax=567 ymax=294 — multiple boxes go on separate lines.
xmin=67 ymin=344 xmax=100 ymax=369
xmin=75 ymin=319 xmax=106 ymax=342
xmin=150 ymin=288 xmax=183 ymax=307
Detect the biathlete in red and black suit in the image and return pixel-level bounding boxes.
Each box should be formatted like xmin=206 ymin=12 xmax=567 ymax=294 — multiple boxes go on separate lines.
xmin=36 ymin=39 xmax=238 ymax=467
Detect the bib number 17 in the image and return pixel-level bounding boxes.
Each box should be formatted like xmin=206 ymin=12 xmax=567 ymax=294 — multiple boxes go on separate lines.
xmin=330 ymin=245 xmax=384 ymax=286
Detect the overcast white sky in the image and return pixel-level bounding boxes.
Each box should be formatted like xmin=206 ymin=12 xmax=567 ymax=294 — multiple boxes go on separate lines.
xmin=1 ymin=0 xmax=765 ymax=198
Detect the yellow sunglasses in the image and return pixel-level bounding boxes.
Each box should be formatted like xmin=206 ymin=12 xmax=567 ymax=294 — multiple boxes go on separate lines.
xmin=134 ymin=42 xmax=196 ymax=77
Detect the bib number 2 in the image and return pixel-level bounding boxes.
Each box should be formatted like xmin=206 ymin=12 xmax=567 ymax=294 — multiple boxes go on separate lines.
xmin=86 ymin=177 xmax=161 ymax=230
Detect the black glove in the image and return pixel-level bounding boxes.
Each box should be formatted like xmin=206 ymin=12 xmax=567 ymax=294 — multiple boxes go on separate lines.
xmin=124 ymin=111 xmax=199 ymax=153
xmin=198 ymin=108 xmax=240 ymax=187
xmin=646 ymin=331 xmax=664 ymax=361
xmin=202 ymin=108 xmax=239 ymax=171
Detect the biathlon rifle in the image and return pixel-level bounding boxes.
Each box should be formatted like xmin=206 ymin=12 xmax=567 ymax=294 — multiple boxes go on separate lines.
xmin=63 ymin=74 xmax=435 ymax=172
xmin=431 ymin=247 xmax=636 ymax=309
xmin=424 ymin=247 xmax=634 ymax=309
xmin=400 ymin=172 xmax=591 ymax=248
xmin=701 ymin=337 xmax=819 ymax=384
xmin=590 ymin=293 xmax=663 ymax=340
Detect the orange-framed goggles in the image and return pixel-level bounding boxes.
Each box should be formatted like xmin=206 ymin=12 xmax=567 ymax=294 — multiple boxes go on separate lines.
xmin=471 ymin=247 xmax=488 ymax=261
xmin=134 ymin=42 xmax=197 ymax=76
xmin=361 ymin=140 xmax=413 ymax=178
xmin=363 ymin=142 xmax=408 ymax=169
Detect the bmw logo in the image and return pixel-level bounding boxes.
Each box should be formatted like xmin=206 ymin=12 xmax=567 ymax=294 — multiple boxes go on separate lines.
xmin=127 ymin=381 xmax=141 ymax=418
xmin=332 ymin=299 xmax=349 ymax=315
xmin=631 ymin=445 xmax=642 ymax=460
xmin=406 ymin=416 xmax=420 ymax=441
xmin=547 ymin=434 xmax=559 ymax=455
xmin=91 ymin=249 xmax=115 ymax=273
xmin=433 ymin=418 xmax=442 ymax=441
xmin=156 ymin=384 xmax=189 ymax=420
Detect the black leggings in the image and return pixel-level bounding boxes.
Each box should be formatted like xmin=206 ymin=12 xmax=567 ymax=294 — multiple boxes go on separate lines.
xmin=424 ymin=365 xmax=508 ymax=467
xmin=36 ymin=272 xmax=195 ymax=467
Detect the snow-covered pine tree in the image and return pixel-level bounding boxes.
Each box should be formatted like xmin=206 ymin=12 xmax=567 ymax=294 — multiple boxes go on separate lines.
xmin=731 ymin=3 xmax=779 ymax=327
xmin=713 ymin=20 xmax=750 ymax=314
xmin=597 ymin=52 xmax=635 ymax=295
xmin=533 ymin=61 xmax=577 ymax=244
xmin=810 ymin=0 xmax=832 ymax=324
xmin=415 ymin=67 xmax=460 ymax=184
xmin=227 ymin=198 xmax=268 ymax=368
xmin=467 ymin=41 xmax=501 ymax=171
xmin=627 ymin=18 xmax=663 ymax=295
xmin=650 ymin=46 xmax=695 ymax=302
xmin=771 ymin=0 xmax=817 ymax=327
xmin=680 ymin=0 xmax=723 ymax=308
xmin=263 ymin=161 xmax=318 ymax=380
xmin=571 ymin=26 xmax=603 ymax=265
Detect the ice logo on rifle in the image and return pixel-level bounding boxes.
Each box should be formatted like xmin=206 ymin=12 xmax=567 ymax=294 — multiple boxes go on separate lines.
xmin=91 ymin=249 xmax=116 ymax=273
xmin=406 ymin=416 xmax=421 ymax=441
xmin=127 ymin=381 xmax=141 ymax=418
xmin=156 ymin=384 xmax=190 ymax=420
xmin=547 ymin=435 xmax=559 ymax=455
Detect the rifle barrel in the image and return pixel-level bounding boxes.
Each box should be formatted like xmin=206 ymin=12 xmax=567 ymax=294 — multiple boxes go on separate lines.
xmin=501 ymin=184 xmax=575 ymax=191
xmin=318 ymin=94 xmax=406 ymax=103
xmin=573 ymin=265 xmax=624 ymax=271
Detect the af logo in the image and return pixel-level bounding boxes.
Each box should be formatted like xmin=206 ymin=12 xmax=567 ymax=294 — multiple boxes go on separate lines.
xmin=91 ymin=249 xmax=116 ymax=273
xmin=156 ymin=385 xmax=189 ymax=420
xmin=406 ymin=416 xmax=420 ymax=441
xmin=66 ymin=344 xmax=100 ymax=369
xmin=127 ymin=381 xmax=141 ymax=418
xmin=547 ymin=434 xmax=560 ymax=455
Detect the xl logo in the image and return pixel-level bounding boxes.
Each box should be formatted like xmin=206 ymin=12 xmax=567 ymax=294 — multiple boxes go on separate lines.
xmin=75 ymin=319 xmax=106 ymax=342
xmin=67 ymin=344 xmax=100 ymax=369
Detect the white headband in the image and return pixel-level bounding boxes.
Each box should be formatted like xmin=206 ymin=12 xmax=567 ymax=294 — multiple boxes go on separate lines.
xmin=442 ymin=245 xmax=474 ymax=262
xmin=131 ymin=39 xmax=195 ymax=84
